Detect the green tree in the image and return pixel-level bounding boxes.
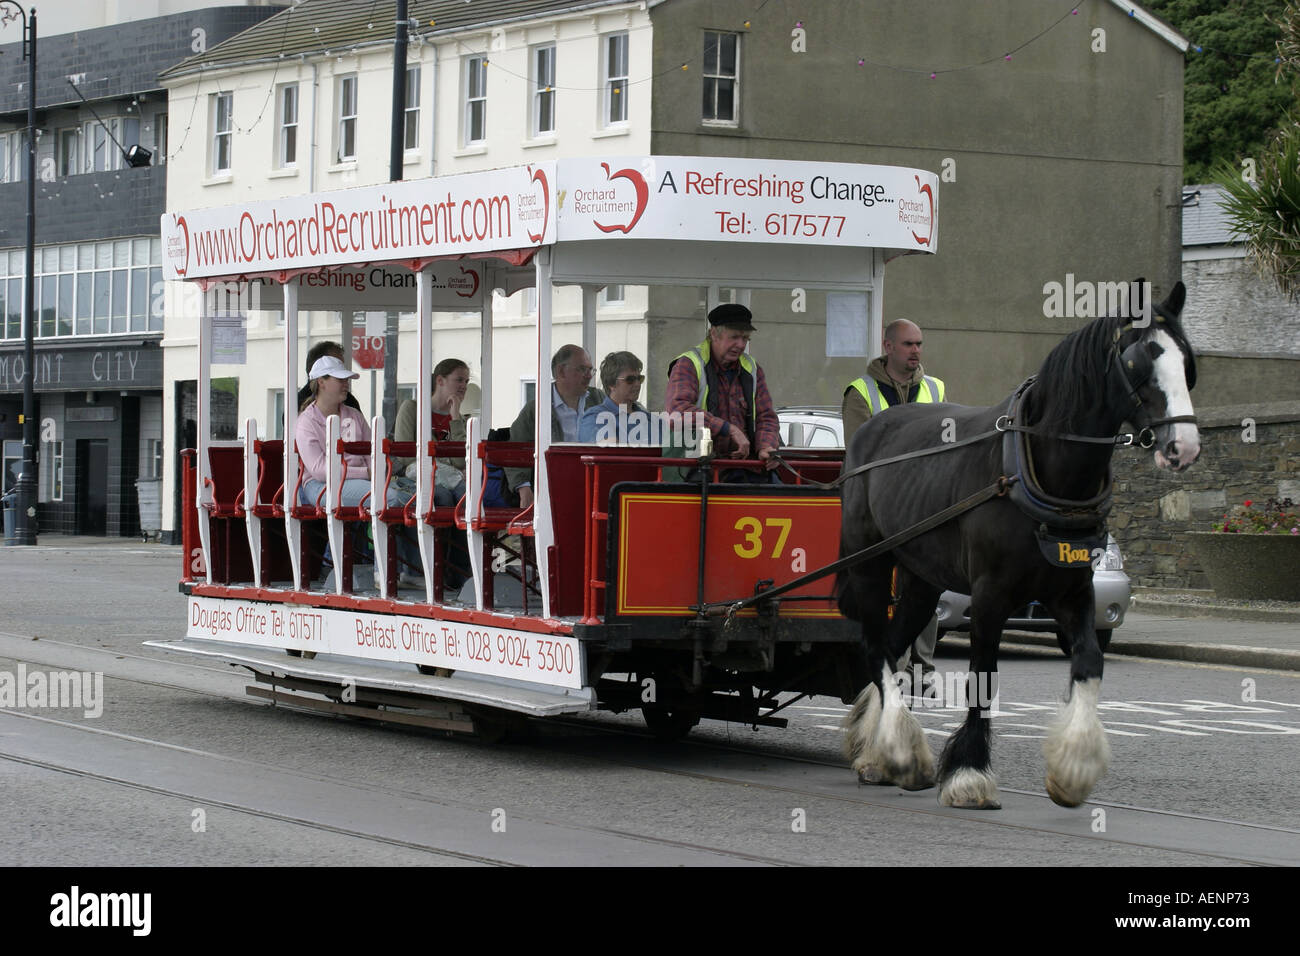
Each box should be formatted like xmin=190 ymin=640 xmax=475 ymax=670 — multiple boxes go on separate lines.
xmin=1214 ymin=2 xmax=1300 ymax=297
xmin=1144 ymin=0 xmax=1296 ymax=182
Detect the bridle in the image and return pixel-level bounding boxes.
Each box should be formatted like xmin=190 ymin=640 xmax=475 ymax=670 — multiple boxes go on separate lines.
xmin=1107 ymin=306 xmax=1198 ymax=448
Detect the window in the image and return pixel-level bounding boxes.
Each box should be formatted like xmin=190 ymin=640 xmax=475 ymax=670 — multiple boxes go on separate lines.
xmin=2 ymin=439 xmax=21 ymax=494
xmin=57 ymin=128 xmax=78 ymax=177
xmin=703 ymin=31 xmax=739 ymax=124
xmin=0 ymin=131 xmax=23 ymax=182
xmin=601 ymin=284 xmax=625 ymax=305
xmin=212 ymin=92 xmax=233 ymax=173
xmin=464 ymin=55 xmax=487 ymax=145
xmin=603 ymin=32 xmax=628 ymax=126
xmin=336 ymin=75 xmax=357 ymax=162
xmin=151 ymin=112 xmax=168 ymax=165
xmin=0 ymin=238 xmax=161 ymax=342
xmin=520 ymin=379 xmax=536 ymax=408
xmin=531 ymin=45 xmax=556 ymax=137
xmin=404 ymin=67 xmax=420 ymax=151
xmin=144 ymin=439 xmax=163 ymax=478
xmin=276 ymin=83 xmax=298 ymax=167
xmin=40 ymin=440 xmax=64 ymax=502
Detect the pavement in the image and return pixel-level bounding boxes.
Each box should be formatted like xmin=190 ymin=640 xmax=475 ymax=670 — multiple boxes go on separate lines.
xmin=6 ymin=534 xmax=1300 ymax=672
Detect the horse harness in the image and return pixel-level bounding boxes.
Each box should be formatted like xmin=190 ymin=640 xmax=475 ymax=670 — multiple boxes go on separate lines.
xmin=726 ymin=314 xmax=1200 ymax=614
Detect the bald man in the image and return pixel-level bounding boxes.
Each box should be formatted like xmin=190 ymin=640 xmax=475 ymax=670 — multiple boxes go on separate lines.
xmin=841 ymin=319 xmax=947 ymax=695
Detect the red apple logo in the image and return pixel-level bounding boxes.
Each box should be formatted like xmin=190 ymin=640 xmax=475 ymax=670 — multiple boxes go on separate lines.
xmin=168 ymin=214 xmax=190 ymax=276
xmin=593 ymin=162 xmax=649 ymax=234
xmin=911 ymin=176 xmax=934 ymax=247
xmin=454 ymin=266 xmax=480 ymax=299
xmin=527 ymin=165 xmax=550 ymax=244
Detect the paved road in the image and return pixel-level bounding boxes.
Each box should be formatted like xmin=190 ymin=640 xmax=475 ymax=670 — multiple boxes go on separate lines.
xmin=1 ymin=543 xmax=1297 ymax=867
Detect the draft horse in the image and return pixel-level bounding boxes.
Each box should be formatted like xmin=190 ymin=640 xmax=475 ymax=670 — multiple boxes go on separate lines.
xmin=837 ymin=282 xmax=1199 ymax=808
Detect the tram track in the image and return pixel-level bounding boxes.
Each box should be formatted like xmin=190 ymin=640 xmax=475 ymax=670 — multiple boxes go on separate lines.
xmin=540 ymin=714 xmax=1300 ymax=866
xmin=3 ymin=634 xmax=1297 ymax=865
xmin=0 ymin=638 xmax=807 ymax=866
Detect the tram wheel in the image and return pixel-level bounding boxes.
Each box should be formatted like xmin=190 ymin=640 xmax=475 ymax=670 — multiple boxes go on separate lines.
xmin=641 ymin=706 xmax=700 ymax=741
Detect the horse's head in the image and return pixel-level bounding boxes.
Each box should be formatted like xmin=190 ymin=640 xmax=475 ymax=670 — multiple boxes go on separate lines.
xmin=1113 ymin=281 xmax=1200 ymax=471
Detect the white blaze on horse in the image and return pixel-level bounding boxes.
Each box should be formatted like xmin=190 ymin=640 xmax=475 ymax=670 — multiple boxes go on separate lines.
xmin=837 ymin=281 xmax=1198 ymax=809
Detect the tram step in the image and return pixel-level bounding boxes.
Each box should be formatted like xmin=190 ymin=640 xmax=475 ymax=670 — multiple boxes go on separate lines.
xmin=145 ymin=639 xmax=596 ymax=717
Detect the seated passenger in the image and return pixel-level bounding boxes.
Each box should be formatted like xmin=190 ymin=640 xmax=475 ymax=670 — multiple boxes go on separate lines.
xmin=578 ymin=351 xmax=651 ymax=443
xmin=393 ymin=357 xmax=470 ymax=508
xmin=506 ymin=344 xmax=604 ymax=509
xmin=294 ymin=340 xmax=362 ymax=415
xmin=296 ymin=355 xmax=411 ymax=512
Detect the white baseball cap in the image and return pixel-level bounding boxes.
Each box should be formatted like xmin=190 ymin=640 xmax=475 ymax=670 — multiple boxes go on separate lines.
xmin=308 ymin=355 xmax=360 ymax=381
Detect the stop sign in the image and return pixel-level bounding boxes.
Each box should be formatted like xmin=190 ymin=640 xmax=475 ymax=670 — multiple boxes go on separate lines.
xmin=351 ymin=332 xmax=384 ymax=370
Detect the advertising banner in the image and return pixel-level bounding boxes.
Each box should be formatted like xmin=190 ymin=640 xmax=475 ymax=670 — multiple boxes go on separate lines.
xmin=556 ymin=155 xmax=938 ymax=252
xmin=162 ymin=162 xmax=556 ymax=281
xmin=187 ymin=596 xmax=584 ymax=689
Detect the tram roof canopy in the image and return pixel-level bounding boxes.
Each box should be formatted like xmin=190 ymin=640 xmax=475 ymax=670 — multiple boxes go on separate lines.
xmin=162 ymin=155 xmax=938 ymax=291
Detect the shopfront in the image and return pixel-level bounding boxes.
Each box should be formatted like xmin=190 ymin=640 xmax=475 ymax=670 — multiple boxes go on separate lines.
xmin=0 ymin=339 xmax=162 ymax=536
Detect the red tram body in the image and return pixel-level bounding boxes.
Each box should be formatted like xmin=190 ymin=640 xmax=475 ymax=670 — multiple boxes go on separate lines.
xmin=157 ymin=155 xmax=937 ymax=736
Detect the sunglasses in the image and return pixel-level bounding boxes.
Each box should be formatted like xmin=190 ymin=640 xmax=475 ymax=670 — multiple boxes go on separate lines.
xmin=618 ymin=374 xmax=646 ymax=384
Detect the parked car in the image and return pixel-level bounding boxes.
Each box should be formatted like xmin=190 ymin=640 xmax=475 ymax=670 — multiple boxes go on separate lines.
xmin=777 ymin=405 xmax=845 ymax=448
xmin=776 ymin=406 xmax=1131 ymax=653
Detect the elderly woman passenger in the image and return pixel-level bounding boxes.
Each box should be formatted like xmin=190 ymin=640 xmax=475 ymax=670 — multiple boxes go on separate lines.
xmin=578 ymin=351 xmax=652 ymax=443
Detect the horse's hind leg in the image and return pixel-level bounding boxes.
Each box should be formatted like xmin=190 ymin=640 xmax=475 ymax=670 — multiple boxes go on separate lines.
xmin=937 ymin=599 xmax=1004 ymax=809
xmin=1041 ymin=587 xmax=1110 ymax=807
xmin=843 ymin=560 xmax=935 ymax=791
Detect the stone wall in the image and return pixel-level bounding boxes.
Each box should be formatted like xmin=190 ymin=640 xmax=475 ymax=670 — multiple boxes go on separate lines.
xmin=1109 ymin=402 xmax=1299 ymax=588
xmin=1182 ymin=254 xmax=1300 ymax=355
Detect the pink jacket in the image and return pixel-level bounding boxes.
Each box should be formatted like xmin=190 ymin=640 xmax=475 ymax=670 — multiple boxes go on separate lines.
xmin=296 ymin=403 xmax=370 ymax=482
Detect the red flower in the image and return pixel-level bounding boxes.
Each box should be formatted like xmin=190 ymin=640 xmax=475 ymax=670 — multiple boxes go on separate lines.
xmin=1244 ymin=499 xmax=1253 ymax=507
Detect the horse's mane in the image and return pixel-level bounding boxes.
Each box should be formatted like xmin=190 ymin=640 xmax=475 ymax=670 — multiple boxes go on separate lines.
xmin=1026 ymin=313 xmax=1126 ymax=432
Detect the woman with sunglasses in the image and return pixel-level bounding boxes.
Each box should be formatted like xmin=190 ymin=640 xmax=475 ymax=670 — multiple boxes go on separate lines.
xmin=578 ymin=351 xmax=652 ymax=443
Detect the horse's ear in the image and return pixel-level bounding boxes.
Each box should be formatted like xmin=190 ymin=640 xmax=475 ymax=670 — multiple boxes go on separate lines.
xmin=1163 ymin=281 xmax=1186 ymax=317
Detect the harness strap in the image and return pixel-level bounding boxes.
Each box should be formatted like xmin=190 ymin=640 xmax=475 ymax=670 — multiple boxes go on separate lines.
xmin=775 ymin=427 xmax=1003 ymax=489
xmin=712 ymin=476 xmax=1018 ymax=618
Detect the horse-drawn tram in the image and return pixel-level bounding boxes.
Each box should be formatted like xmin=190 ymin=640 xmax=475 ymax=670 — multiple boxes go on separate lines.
xmin=153 ymin=154 xmax=935 ymax=740
xmin=153 ymin=153 xmax=1201 ymax=810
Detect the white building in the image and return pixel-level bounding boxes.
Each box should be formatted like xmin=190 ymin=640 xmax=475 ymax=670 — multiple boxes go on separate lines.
xmin=159 ymin=0 xmax=653 ymax=539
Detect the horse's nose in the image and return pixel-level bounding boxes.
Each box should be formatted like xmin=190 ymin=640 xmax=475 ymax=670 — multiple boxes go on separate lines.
xmin=1165 ymin=438 xmax=1201 ymax=469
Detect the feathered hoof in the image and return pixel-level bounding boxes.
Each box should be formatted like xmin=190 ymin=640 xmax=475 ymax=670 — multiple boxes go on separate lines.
xmin=1045 ymin=772 xmax=1092 ymax=808
xmin=938 ymin=767 xmax=1001 ymax=809
xmin=855 ymin=758 xmax=935 ymax=791
xmin=856 ymin=765 xmax=893 ymax=786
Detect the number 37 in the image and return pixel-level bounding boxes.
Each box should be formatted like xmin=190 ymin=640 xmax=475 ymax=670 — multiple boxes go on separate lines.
xmin=733 ymin=517 xmax=792 ymax=559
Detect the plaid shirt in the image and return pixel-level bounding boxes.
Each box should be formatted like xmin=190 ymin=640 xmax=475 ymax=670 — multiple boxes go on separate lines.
xmin=666 ymin=350 xmax=780 ymax=458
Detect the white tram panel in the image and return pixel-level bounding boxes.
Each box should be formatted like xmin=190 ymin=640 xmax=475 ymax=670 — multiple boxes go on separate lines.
xmin=186 ymin=596 xmax=585 ymax=690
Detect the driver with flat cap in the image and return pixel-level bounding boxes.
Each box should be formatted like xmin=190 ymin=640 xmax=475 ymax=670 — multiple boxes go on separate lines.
xmin=665 ymin=303 xmax=780 ymax=474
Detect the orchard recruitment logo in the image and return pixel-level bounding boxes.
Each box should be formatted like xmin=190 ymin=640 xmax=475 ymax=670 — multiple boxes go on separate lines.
xmin=166 ymin=213 xmax=190 ymax=276
xmin=907 ymin=175 xmax=934 ymax=247
xmin=525 ymin=164 xmax=550 ymax=244
xmin=448 ymin=266 xmax=480 ymax=299
xmin=588 ymin=162 xmax=650 ymax=235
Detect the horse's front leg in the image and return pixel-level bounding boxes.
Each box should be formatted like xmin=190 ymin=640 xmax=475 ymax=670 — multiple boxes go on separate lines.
xmin=1041 ymin=583 xmax=1110 ymax=807
xmin=842 ymin=562 xmax=935 ymax=790
xmin=937 ymin=600 xmax=1003 ymax=809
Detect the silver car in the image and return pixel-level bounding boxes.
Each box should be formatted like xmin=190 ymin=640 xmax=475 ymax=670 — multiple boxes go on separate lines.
xmin=775 ymin=406 xmax=1131 ymax=654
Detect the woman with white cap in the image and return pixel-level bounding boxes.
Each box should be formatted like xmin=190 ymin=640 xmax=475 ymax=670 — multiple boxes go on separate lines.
xmin=296 ymin=354 xmax=404 ymax=510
